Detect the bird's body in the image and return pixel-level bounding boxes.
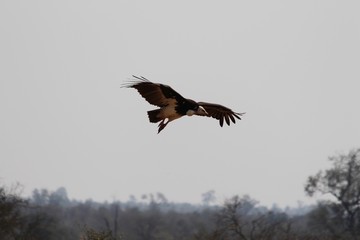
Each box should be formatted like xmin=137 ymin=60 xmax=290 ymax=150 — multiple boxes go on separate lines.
xmin=124 ymin=76 xmax=245 ymax=133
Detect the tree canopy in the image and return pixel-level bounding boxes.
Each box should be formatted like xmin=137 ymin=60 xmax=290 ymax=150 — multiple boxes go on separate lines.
xmin=305 ymin=148 xmax=360 ymax=239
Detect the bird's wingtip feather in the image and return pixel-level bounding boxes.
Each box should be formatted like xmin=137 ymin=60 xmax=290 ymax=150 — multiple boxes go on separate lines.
xmin=121 ymin=75 xmax=152 ymax=88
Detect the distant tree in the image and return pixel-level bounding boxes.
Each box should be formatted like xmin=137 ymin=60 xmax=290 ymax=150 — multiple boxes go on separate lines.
xmin=102 ymin=202 xmax=123 ymax=240
xmin=155 ymin=192 xmax=168 ymax=204
xmin=134 ymin=204 xmax=163 ymax=240
xmin=214 ymin=195 xmax=258 ymax=239
xmin=202 ymin=190 xmax=216 ymax=206
xmin=32 ymin=187 xmax=70 ymax=207
xmin=128 ymin=195 xmax=137 ymax=204
xmin=0 ymin=184 xmax=59 ymax=239
xmin=0 ymin=185 xmax=27 ymax=239
xmin=32 ymin=188 xmax=50 ymax=206
xmin=49 ymin=187 xmax=70 ymax=207
xmin=305 ymin=148 xmax=360 ymax=239
xmin=196 ymin=195 xmax=294 ymax=240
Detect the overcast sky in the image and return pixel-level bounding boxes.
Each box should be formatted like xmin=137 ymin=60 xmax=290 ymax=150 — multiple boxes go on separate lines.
xmin=1 ymin=1 xmax=360 ymax=207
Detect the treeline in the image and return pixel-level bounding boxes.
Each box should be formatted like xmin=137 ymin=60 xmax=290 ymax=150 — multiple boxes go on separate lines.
xmin=0 ymin=186 xmax=311 ymax=240
xmin=1 ymin=148 xmax=360 ymax=240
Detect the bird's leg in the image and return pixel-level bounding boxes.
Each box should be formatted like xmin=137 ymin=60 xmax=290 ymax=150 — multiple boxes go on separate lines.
xmin=158 ymin=119 xmax=164 ymax=127
xmin=157 ymin=118 xmax=169 ymax=134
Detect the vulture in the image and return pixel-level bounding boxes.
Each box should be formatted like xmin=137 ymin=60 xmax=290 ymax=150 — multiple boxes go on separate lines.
xmin=124 ymin=76 xmax=245 ymax=133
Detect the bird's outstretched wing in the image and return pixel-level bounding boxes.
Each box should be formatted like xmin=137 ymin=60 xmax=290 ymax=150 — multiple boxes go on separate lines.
xmin=123 ymin=76 xmax=186 ymax=107
xmin=197 ymin=102 xmax=245 ymax=127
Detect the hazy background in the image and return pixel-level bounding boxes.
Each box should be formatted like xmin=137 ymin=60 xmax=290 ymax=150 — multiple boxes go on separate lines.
xmin=1 ymin=0 xmax=359 ymax=207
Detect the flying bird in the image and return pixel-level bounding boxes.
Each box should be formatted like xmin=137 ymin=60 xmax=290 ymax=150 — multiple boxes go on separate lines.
xmin=124 ymin=76 xmax=245 ymax=133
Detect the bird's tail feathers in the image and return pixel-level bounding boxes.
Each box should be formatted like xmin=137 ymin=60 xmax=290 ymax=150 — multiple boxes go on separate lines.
xmin=147 ymin=109 xmax=162 ymax=123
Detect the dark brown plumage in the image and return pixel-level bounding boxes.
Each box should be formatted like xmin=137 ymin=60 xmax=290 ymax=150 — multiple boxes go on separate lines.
xmin=197 ymin=102 xmax=242 ymax=127
xmin=124 ymin=76 xmax=245 ymax=133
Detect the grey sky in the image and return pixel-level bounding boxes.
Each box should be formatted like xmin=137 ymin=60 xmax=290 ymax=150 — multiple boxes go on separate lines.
xmin=1 ymin=1 xmax=359 ymax=207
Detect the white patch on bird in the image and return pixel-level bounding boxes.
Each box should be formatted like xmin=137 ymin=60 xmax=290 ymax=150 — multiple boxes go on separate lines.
xmin=186 ymin=109 xmax=195 ymax=116
xmin=196 ymin=106 xmax=208 ymax=116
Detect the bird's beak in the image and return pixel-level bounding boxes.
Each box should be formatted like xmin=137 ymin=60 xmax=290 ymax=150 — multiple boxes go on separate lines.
xmin=197 ymin=106 xmax=208 ymax=116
